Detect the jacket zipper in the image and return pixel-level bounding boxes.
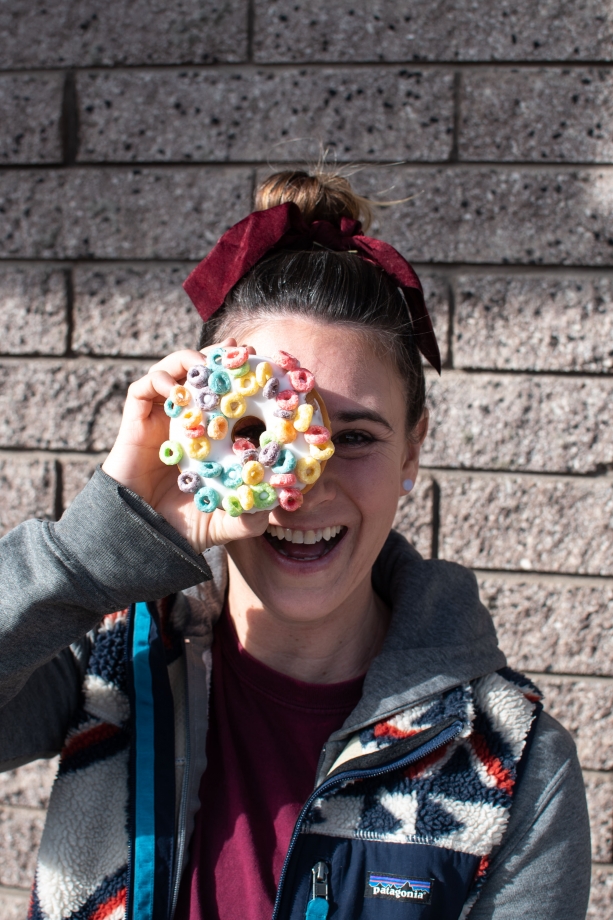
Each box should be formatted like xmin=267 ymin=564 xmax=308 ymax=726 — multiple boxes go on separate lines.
xmin=272 ymin=719 xmax=464 ymax=920
xmin=305 ymin=861 xmax=330 ymax=919
xmin=169 ymin=638 xmax=192 ymax=920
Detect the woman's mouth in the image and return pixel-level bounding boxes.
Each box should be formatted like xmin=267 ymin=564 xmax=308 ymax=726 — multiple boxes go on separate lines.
xmin=263 ymin=524 xmax=347 ymax=561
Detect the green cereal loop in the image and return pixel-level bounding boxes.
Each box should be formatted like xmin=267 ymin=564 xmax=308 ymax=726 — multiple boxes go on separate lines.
xmin=159 ymin=440 xmax=183 ymax=465
xmin=229 ymin=361 xmax=251 ymax=378
xmin=252 ymin=483 xmax=277 ymax=509
xmin=260 ymin=430 xmax=280 ymax=447
xmin=222 ymin=494 xmax=243 ymax=517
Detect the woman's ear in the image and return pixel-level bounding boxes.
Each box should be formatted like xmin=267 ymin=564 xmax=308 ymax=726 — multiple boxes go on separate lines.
xmin=399 ymin=410 xmax=429 ymax=496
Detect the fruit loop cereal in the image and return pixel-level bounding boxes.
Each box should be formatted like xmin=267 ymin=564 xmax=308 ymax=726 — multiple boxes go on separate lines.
xmin=159 ymin=350 xmax=334 ymax=515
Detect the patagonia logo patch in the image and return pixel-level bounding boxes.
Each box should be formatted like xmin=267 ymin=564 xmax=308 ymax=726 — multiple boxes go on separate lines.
xmin=365 ymin=872 xmax=433 ymax=904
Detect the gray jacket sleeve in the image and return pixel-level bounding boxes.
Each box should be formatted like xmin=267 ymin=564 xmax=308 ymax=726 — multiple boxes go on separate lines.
xmin=0 ymin=468 xmax=211 ymax=768
xmin=470 ymin=711 xmax=591 ymax=920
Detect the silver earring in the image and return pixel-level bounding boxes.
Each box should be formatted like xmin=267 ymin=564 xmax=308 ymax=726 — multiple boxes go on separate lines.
xmin=402 ymin=479 xmax=414 ymax=493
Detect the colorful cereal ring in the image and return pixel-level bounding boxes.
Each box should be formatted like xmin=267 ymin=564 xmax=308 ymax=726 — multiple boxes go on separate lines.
xmin=288 ymin=368 xmax=315 ymax=393
xmin=159 ymin=440 xmax=183 ymax=465
xmin=255 ymin=361 xmax=273 ymax=387
xmin=259 ymin=430 xmax=280 ymax=447
xmin=274 ymin=408 xmax=295 ymax=420
xmin=208 ymin=347 xmax=225 ymax=368
xmin=164 ymin=398 xmax=182 ymax=418
xmin=181 ymin=408 xmax=203 ymax=429
xmin=304 ymin=425 xmax=331 ymax=445
xmin=233 ymin=438 xmax=256 ymax=454
xmin=222 ymin=465 xmax=243 ymax=488
xmin=279 ymin=488 xmax=303 ymax=512
xmin=236 ymin=484 xmax=255 ymax=510
xmin=293 ymin=403 xmax=314 ymax=432
xmin=252 ymin=483 xmax=277 ymax=509
xmin=235 ymin=371 xmax=259 ymax=396
xmin=221 ymin=346 xmax=249 ymax=369
xmin=178 ymin=470 xmax=202 ymax=493
xmin=185 ymin=425 xmax=206 ymax=439
xmin=270 ymin=472 xmax=297 ymax=488
xmin=222 ymin=494 xmax=243 ymax=517
xmin=195 ymin=486 xmax=221 ymax=513
xmin=272 ymin=449 xmax=296 ymax=474
xmin=186 ymin=437 xmax=211 ymax=460
xmin=229 ymin=361 xmax=250 ymax=378
xmin=296 ymin=456 xmax=321 ymax=485
xmin=209 ymin=369 xmax=232 ymax=395
xmin=170 ymin=385 xmax=190 ymax=407
xmin=187 ymin=365 xmax=211 ymax=388
xmin=309 ymin=440 xmax=335 ymax=461
xmin=196 ymin=388 xmax=220 ymax=411
xmin=242 ymin=460 xmax=265 ymax=485
xmin=262 ymin=377 xmax=279 ymax=399
xmin=198 ymin=461 xmax=223 ymax=478
xmin=207 ymin=415 xmax=228 ymax=440
xmin=273 ymin=350 xmax=299 ymax=371
xmin=276 ymin=390 xmax=299 ymax=411
xmin=272 ymin=419 xmax=297 ymax=444
xmin=220 ymin=392 xmax=246 ymax=418
xmin=239 ymin=449 xmax=259 ymax=464
xmin=259 ymin=441 xmax=281 ymax=466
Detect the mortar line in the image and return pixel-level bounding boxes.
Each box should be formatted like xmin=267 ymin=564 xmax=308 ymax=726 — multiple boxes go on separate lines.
xmin=526 ymin=670 xmax=613 ymax=684
xmin=472 ymin=568 xmax=613 ymax=586
xmin=4 ymin=159 xmax=613 ymax=170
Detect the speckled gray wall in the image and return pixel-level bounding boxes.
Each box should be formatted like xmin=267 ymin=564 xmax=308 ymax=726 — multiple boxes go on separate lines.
xmin=0 ymin=1 xmax=612 ymax=916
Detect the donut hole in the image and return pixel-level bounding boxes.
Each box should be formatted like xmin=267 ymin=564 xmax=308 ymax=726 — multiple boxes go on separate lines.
xmin=231 ymin=415 xmax=266 ymax=445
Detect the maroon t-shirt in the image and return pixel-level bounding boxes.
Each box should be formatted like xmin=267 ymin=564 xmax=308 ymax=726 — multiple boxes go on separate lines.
xmin=175 ymin=608 xmax=364 ymax=920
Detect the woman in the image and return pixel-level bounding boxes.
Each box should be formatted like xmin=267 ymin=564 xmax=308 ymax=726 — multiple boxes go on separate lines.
xmin=0 ymin=171 xmax=590 ymax=920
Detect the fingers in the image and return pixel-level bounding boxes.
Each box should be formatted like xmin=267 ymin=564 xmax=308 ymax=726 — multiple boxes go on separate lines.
xmin=122 ymin=369 xmax=177 ymax=422
xmin=148 ymin=349 xmax=206 ymax=378
xmin=203 ymin=506 xmax=270 ymax=550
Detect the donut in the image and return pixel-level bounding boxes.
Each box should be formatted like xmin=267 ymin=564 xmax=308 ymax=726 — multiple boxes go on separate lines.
xmin=162 ymin=350 xmax=334 ymax=515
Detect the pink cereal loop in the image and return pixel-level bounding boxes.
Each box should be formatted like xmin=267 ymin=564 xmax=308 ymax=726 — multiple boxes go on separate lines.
xmin=304 ymin=425 xmax=331 ymax=446
xmin=276 ymin=390 xmax=299 ymax=411
xmin=273 ymin=350 xmax=299 ymax=371
xmin=170 ymin=385 xmax=190 ymax=407
xmin=270 ymin=472 xmax=297 ymax=488
xmin=287 ymin=368 xmax=315 ymax=393
xmin=278 ymin=488 xmax=304 ymax=512
xmin=221 ymin=346 xmax=249 ymax=369
xmin=185 ymin=425 xmax=206 ymax=439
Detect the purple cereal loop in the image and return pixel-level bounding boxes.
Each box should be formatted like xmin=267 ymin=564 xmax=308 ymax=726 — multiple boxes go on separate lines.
xmin=196 ymin=388 xmax=220 ymax=411
xmin=177 ymin=470 xmax=202 ymax=493
xmin=239 ymin=449 xmax=259 ymax=465
xmin=262 ymin=377 xmax=279 ymax=399
xmin=187 ymin=364 xmax=211 ymax=388
xmin=259 ymin=441 xmax=281 ymax=467
xmin=274 ymin=408 xmax=295 ymax=420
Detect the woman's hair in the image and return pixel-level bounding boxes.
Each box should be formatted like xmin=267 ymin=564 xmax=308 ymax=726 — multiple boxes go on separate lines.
xmin=199 ymin=169 xmax=426 ymax=434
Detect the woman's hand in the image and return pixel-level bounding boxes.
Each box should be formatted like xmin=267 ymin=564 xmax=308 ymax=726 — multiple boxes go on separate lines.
xmin=102 ymin=340 xmax=269 ymax=553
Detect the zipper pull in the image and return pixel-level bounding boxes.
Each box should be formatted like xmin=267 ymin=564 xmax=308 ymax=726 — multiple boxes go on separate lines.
xmin=305 ymin=861 xmax=330 ymax=919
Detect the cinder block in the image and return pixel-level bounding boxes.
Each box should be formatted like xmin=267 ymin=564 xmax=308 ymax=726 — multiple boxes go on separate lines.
xmin=0 ymin=806 xmax=44 ymax=888
xmin=454 ymin=275 xmax=613 ymax=372
xmin=0 ymin=168 xmax=252 ymax=260
xmin=0 ymin=0 xmax=247 ymax=68
xmin=588 ymin=867 xmax=613 ymax=920
xmin=0 ymin=759 xmax=58 ymax=810
xmin=422 ymin=372 xmax=613 ymax=475
xmin=0 ymin=359 xmax=147 ymax=452
xmin=538 ymin=676 xmax=613 ymax=771
xmin=479 ymin=575 xmax=613 ymax=677
xmin=393 ymin=475 xmax=434 ymax=559
xmin=73 ymin=264 xmax=201 ymax=357
xmin=461 ymin=68 xmax=613 ymax=163
xmin=253 ymin=1 xmax=613 ymax=63
xmin=0 ymin=74 xmax=63 ymax=164
xmin=60 ymin=456 xmax=103 ymax=509
xmin=585 ymin=772 xmax=613 ymax=863
xmin=0 ymin=889 xmax=30 ymax=920
xmin=0 ymin=456 xmax=56 ymax=537
xmin=76 ymin=68 xmax=454 ymax=163
xmin=354 ymin=167 xmax=613 ymax=266
xmin=0 ymin=267 xmax=67 ymax=355
xmin=420 ymin=274 xmax=449 ymax=365
xmin=438 ymin=474 xmax=613 ymax=576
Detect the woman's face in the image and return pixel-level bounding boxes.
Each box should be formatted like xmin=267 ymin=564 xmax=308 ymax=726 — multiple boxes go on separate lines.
xmin=225 ymin=316 xmax=427 ymax=621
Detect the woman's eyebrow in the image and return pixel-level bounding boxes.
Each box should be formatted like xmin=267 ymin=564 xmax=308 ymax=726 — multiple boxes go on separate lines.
xmin=331 ymin=409 xmax=394 ymax=432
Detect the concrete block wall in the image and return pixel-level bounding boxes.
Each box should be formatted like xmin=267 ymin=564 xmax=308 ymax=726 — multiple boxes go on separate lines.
xmin=0 ymin=1 xmax=611 ymax=915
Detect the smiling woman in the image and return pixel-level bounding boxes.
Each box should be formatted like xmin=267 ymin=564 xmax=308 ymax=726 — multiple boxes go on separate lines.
xmin=0 ymin=171 xmax=590 ymax=920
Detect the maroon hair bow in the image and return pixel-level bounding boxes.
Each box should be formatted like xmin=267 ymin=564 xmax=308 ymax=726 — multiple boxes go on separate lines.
xmin=183 ymin=202 xmax=441 ymax=373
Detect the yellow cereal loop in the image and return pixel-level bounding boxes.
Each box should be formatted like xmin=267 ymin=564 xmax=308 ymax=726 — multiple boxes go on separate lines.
xmin=186 ymin=436 xmax=211 ymax=460
xmin=181 ymin=408 xmax=203 ymax=429
xmin=309 ymin=440 xmax=334 ymax=461
xmin=255 ymin=361 xmax=273 ymax=387
xmin=273 ymin=419 xmax=297 ymax=444
xmin=296 ymin=456 xmax=321 ymax=485
xmin=207 ymin=415 xmax=228 ymax=440
xmin=242 ymin=460 xmax=265 ymax=485
xmin=236 ymin=484 xmax=255 ymax=510
xmin=235 ymin=371 xmax=259 ymax=397
xmin=220 ymin=393 xmax=247 ymax=419
xmin=293 ymin=403 xmax=313 ymax=432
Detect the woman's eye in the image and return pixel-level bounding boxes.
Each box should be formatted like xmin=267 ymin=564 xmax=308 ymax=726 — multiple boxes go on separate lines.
xmin=332 ymin=430 xmax=375 ymax=449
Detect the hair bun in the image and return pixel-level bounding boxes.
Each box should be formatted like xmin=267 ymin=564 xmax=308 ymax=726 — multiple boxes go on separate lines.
xmin=255 ymin=170 xmax=373 ymax=230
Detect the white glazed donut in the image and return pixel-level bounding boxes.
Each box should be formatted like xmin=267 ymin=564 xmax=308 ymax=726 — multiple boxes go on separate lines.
xmin=158 ymin=348 xmax=334 ymax=515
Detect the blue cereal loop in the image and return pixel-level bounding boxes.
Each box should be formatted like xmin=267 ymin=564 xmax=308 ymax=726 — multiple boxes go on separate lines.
xmin=164 ymin=398 xmax=182 ymax=418
xmin=198 ymin=460 xmax=223 ymax=478
xmin=208 ymin=347 xmax=225 ymax=368
xmin=209 ymin=369 xmax=232 ymax=395
xmin=195 ymin=486 xmax=221 ymax=513
xmin=222 ymin=464 xmax=243 ymax=488
xmin=272 ymin=449 xmax=297 ymax=474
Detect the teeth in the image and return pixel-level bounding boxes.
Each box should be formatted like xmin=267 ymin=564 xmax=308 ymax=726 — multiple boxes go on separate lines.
xmin=323 ymin=526 xmax=331 ymax=541
xmin=266 ymin=524 xmax=344 ymax=544
xmin=292 ymin=530 xmax=304 ymax=544
xmin=304 ymin=530 xmax=316 ymax=544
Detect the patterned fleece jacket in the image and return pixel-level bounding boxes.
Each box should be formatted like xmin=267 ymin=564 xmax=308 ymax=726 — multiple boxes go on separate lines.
xmin=0 ymin=469 xmax=591 ymax=920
